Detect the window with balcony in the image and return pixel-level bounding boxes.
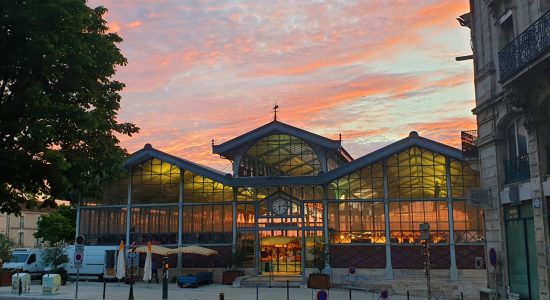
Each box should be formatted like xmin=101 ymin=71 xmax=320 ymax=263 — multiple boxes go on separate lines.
xmin=504 ymin=119 xmax=530 ymax=183
xmin=499 ymin=13 xmax=514 ymax=49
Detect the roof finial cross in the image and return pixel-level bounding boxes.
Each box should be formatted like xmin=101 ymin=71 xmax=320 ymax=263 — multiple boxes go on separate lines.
xmin=273 ymin=103 xmax=279 ymax=121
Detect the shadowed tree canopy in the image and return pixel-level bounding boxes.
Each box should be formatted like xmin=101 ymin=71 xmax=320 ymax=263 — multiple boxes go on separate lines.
xmin=0 ymin=0 xmax=139 ymax=214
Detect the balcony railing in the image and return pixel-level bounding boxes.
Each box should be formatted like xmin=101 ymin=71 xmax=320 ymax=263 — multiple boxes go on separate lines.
xmin=461 ymin=130 xmax=478 ymax=157
xmin=498 ymin=10 xmax=550 ymax=82
xmin=504 ymin=154 xmax=530 ymax=184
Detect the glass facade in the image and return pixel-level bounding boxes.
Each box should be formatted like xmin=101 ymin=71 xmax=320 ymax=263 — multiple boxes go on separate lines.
xmin=79 ymin=126 xmax=484 ymax=275
xmin=132 ymin=158 xmax=180 ymax=204
xmin=239 ymin=134 xmax=321 ymax=177
xmin=387 ymin=147 xmax=447 ymax=199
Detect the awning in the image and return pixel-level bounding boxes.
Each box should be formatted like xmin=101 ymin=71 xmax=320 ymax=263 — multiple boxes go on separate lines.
xmin=261 ymin=236 xmax=299 ymax=246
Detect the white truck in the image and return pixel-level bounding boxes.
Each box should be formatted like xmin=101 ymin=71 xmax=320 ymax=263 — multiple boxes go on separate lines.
xmin=2 ymin=248 xmax=46 ymax=278
xmin=64 ymin=245 xmax=118 ymax=281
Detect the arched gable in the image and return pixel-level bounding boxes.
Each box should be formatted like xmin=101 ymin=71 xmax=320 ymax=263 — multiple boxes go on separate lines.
xmin=238 ymin=134 xmax=322 ymax=177
xmin=328 ymin=146 xmax=480 ymax=200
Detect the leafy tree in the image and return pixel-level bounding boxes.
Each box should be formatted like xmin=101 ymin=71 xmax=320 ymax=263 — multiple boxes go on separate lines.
xmin=58 ymin=205 xmax=77 ymax=227
xmin=43 ymin=247 xmax=69 ymax=285
xmin=0 ymin=0 xmax=139 ymax=214
xmin=43 ymin=248 xmax=69 ymax=272
xmin=309 ymin=238 xmax=327 ymax=273
xmin=0 ymin=234 xmax=14 ymax=264
xmin=34 ymin=208 xmax=76 ymax=246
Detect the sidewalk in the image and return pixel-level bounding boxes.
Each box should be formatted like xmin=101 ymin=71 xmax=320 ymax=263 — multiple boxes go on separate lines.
xmin=0 ymin=281 xmax=427 ymax=300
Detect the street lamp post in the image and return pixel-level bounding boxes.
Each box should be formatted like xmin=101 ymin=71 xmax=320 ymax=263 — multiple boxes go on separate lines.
xmin=128 ymin=244 xmax=137 ymax=300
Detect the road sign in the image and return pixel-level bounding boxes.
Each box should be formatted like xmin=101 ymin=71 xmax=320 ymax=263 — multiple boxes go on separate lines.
xmin=420 ymin=223 xmax=430 ymax=241
xmin=419 ymin=223 xmax=430 ymax=231
xmin=74 ymin=245 xmax=85 ymax=268
xmin=75 ymin=235 xmax=85 ymax=245
xmin=489 ymin=248 xmax=497 ymax=267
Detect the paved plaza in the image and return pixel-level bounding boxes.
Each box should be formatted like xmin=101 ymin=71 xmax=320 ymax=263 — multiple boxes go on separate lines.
xmin=0 ymin=281 xmax=429 ymax=300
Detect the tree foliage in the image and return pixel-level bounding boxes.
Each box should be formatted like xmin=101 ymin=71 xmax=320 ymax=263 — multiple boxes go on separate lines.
xmin=309 ymin=238 xmax=327 ymax=273
xmin=0 ymin=233 xmax=14 ymax=263
xmin=0 ymin=0 xmax=139 ymax=214
xmin=34 ymin=207 xmax=76 ymax=246
xmin=43 ymin=248 xmax=69 ymax=272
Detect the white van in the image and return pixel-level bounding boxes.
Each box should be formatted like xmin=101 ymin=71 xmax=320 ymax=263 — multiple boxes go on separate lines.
xmin=64 ymin=245 xmax=118 ymax=280
xmin=2 ymin=248 xmax=45 ymax=278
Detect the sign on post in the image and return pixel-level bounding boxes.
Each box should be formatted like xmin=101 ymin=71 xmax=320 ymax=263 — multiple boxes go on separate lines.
xmin=74 ymin=235 xmax=85 ymax=269
xmin=419 ymin=223 xmax=430 ymax=241
xmin=74 ymin=245 xmax=84 ymax=268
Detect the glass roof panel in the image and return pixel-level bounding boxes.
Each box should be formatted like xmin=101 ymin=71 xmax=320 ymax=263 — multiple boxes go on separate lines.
xmin=239 ymin=134 xmax=321 ymax=177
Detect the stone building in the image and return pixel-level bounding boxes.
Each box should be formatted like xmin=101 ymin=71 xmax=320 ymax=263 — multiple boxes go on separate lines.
xmin=468 ymin=0 xmax=550 ymax=299
xmin=77 ymin=120 xmax=486 ymax=297
xmin=0 ymin=211 xmax=46 ymax=247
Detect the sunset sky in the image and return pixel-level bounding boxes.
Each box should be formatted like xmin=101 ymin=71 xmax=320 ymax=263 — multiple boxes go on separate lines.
xmin=88 ymin=0 xmax=475 ymax=172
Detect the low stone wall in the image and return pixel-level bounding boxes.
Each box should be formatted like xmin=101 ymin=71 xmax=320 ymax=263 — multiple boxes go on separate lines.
xmin=330 ymin=268 xmax=487 ymax=299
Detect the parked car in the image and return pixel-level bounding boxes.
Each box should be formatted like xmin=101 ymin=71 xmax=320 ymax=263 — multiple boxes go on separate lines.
xmin=2 ymin=248 xmax=46 ymax=278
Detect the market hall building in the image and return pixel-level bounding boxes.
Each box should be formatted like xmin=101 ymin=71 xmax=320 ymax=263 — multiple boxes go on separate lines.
xmin=78 ymin=120 xmax=486 ymax=296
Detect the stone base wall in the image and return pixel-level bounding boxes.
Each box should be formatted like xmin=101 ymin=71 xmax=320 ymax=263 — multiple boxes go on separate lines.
xmin=330 ymin=268 xmax=487 ymax=299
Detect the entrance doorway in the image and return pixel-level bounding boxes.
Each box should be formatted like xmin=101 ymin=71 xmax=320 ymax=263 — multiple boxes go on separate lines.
xmin=260 ymin=231 xmax=302 ymax=275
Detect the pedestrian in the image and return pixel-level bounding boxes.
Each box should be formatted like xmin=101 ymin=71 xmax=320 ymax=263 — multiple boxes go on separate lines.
xmin=151 ymin=256 xmax=159 ymax=284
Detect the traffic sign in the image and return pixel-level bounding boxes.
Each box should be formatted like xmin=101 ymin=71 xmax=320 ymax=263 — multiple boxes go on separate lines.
xmin=74 ymin=244 xmax=85 ymax=269
xmin=420 ymin=223 xmax=430 ymax=241
xmin=419 ymin=223 xmax=430 ymax=231
xmin=75 ymin=235 xmax=85 ymax=245
xmin=317 ymin=290 xmax=328 ymax=300
xmin=489 ymin=248 xmax=497 ymax=266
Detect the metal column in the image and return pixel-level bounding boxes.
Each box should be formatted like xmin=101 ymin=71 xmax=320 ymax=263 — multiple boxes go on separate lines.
xmin=126 ymin=169 xmax=133 ymax=246
xmin=383 ymin=160 xmax=393 ymax=279
xmin=446 ymin=160 xmax=458 ymax=280
xmin=178 ymin=168 xmax=184 ymax=271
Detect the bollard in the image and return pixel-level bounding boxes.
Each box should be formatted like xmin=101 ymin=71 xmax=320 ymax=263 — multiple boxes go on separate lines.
xmin=461 ymin=292 xmax=464 ymax=300
xmin=162 ymin=257 xmax=169 ymax=300
xmin=349 ymin=289 xmax=352 ymax=300
xmin=407 ymin=290 xmax=409 ymax=300
xmin=220 ymin=292 xmax=225 ymax=300
xmin=18 ymin=278 xmax=22 ymax=295
xmin=286 ymin=280 xmax=289 ymax=300
xmin=102 ymin=278 xmax=107 ymax=299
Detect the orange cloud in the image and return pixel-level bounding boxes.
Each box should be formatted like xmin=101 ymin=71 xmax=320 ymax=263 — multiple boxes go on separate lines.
xmin=127 ymin=21 xmax=142 ymax=28
xmin=90 ymin=0 xmax=475 ymax=171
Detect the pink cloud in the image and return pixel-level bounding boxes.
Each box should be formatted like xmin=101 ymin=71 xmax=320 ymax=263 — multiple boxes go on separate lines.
xmin=88 ymin=0 xmax=475 ymax=170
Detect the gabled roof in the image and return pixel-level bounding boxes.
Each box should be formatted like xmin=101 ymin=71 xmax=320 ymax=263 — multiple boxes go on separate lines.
xmin=122 ymin=131 xmax=466 ymax=188
xmin=123 ymin=144 xmax=232 ymax=184
xmin=212 ymin=120 xmax=343 ymax=159
xmin=321 ymin=131 xmax=464 ymax=182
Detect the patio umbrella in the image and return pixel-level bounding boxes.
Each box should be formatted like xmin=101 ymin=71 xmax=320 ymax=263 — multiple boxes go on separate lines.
xmin=116 ymin=241 xmax=126 ymax=280
xmin=135 ymin=245 xmax=174 ymax=256
xmin=143 ymin=242 xmax=152 ymax=282
xmin=172 ymin=245 xmax=218 ymax=256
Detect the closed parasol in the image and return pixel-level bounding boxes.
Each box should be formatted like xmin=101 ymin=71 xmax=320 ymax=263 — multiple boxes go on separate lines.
xmin=142 ymin=242 xmax=152 ymax=282
xmin=116 ymin=241 xmax=126 ymax=280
